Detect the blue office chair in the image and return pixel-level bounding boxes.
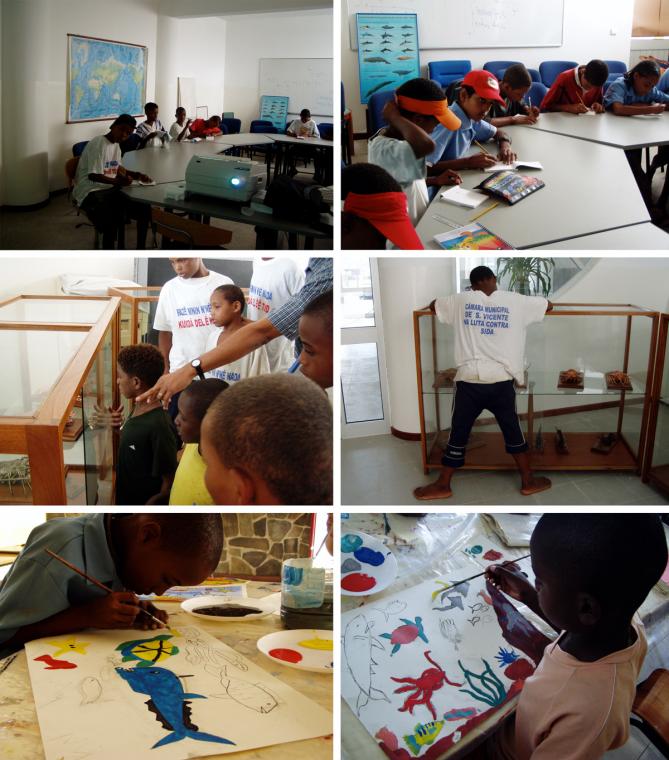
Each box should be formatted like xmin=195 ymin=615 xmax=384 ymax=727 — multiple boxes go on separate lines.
xmin=483 ymin=60 xmax=521 ymax=81
xmin=428 ymin=60 xmax=472 ymax=88
xmin=72 ymin=141 xmax=89 ymax=157
xmin=540 ymin=60 xmax=578 ymax=87
xmin=221 ymin=117 xmax=241 ymax=134
xmin=527 ymin=81 xmax=548 ymax=108
xmin=119 ymin=133 xmax=140 ymax=155
xmin=318 ymin=123 xmax=333 ymax=141
xmin=367 ymin=89 xmax=395 ymax=134
xmin=604 ymin=60 xmax=627 ymax=77
xmin=528 ymin=68 xmax=542 ymax=83
xmin=250 ymin=119 xmax=275 ymax=133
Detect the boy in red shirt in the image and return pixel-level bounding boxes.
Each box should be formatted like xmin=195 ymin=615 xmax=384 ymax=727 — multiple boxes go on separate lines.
xmin=540 ymin=60 xmax=609 ymax=113
xmin=189 ymin=115 xmax=222 ymax=138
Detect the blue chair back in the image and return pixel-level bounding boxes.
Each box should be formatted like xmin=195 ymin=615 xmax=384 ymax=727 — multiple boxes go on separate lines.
xmin=428 ymin=60 xmax=472 ymax=88
xmin=527 ymin=81 xmax=548 ymax=107
xmin=483 ymin=60 xmax=521 ymax=80
xmin=250 ymin=119 xmax=275 ymax=133
xmin=318 ymin=122 xmax=334 ymax=141
xmin=120 ymin=133 xmax=141 ymax=155
xmin=367 ymin=89 xmax=395 ymax=133
xmin=528 ymin=68 xmax=542 ymax=83
xmin=540 ymin=60 xmax=578 ymax=86
xmin=72 ymin=141 xmax=89 ymax=157
xmin=221 ymin=117 xmax=241 ymax=134
xmin=604 ymin=60 xmax=627 ymax=76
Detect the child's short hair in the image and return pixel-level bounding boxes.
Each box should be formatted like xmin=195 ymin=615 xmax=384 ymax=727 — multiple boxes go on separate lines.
xmin=397 ymin=78 xmax=446 ymax=106
xmin=301 ymin=108 xmax=311 ymax=117
xmin=470 ymin=265 xmax=496 ymax=286
xmin=176 ymin=106 xmax=186 ymax=115
xmin=625 ymin=59 xmax=660 ymax=83
xmin=584 ymin=59 xmax=609 ymax=87
xmin=118 ymin=344 xmax=164 ymax=387
xmin=209 ymin=115 xmax=221 ymax=125
xmin=144 ymin=514 xmax=223 ymax=568
xmin=213 ymin=284 xmax=245 ymax=311
xmin=205 ymin=374 xmax=332 ymax=504
xmin=302 ymin=290 xmax=333 ymax=335
xmin=342 ymin=163 xmax=402 ymax=199
xmin=112 ymin=114 xmax=137 ymax=129
xmin=532 ymin=515 xmax=667 ymax=619
xmin=502 ymin=64 xmax=532 ymax=89
xmin=144 ymin=101 xmax=158 ymax=112
xmin=182 ymin=378 xmax=229 ymax=421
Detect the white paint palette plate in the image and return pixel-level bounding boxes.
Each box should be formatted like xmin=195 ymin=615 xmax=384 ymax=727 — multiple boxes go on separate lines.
xmin=181 ymin=594 xmax=274 ymax=621
xmin=340 ymin=530 xmax=398 ymax=597
xmin=257 ymin=629 xmax=333 ymax=673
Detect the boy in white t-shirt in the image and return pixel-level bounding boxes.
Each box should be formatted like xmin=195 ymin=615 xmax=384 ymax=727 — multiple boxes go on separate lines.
xmin=246 ymin=257 xmax=306 ymax=372
xmin=153 ymin=258 xmax=232 ymax=416
xmin=205 ymin=285 xmax=270 ymax=384
xmin=414 ymin=265 xmax=552 ymax=501
xmin=287 ymin=109 xmax=320 ymax=138
xmin=136 ymin=102 xmax=169 ymax=148
xmin=169 ymin=107 xmax=192 ymax=142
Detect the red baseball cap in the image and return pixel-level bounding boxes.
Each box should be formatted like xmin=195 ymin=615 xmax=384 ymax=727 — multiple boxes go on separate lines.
xmin=344 ymin=192 xmax=424 ymax=250
xmin=462 ymin=70 xmax=506 ymax=105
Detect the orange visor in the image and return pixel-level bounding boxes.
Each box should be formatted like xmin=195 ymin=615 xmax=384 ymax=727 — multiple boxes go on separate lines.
xmin=397 ymin=95 xmax=462 ymax=130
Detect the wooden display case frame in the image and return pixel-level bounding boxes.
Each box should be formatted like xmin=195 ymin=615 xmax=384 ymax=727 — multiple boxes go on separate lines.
xmin=108 ymin=286 xmax=162 ymax=347
xmin=414 ymin=302 xmax=660 ymax=475
xmin=0 ymin=295 xmax=121 ymax=505
xmin=643 ymin=312 xmax=669 ymax=496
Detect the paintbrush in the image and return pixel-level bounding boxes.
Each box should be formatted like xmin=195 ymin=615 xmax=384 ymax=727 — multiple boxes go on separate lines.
xmin=45 ymin=549 xmax=167 ymax=629
xmin=0 ymin=653 xmax=17 ymax=677
xmin=313 ymin=533 xmax=329 ymax=557
xmin=448 ymin=553 xmax=531 ymax=590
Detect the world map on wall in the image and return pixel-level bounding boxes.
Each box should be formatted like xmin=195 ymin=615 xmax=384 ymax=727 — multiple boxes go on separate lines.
xmin=67 ymin=35 xmax=147 ymax=122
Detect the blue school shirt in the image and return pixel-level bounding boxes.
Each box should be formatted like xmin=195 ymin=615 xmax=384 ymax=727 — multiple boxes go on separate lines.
xmin=603 ymin=76 xmax=669 ymax=108
xmin=427 ymin=102 xmax=497 ymax=165
xmin=0 ymin=514 xmax=121 ymax=657
xmin=658 ymin=70 xmax=669 ymax=94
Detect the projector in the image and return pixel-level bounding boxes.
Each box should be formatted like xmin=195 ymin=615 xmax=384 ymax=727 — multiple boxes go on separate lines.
xmin=185 ymin=154 xmax=265 ymax=203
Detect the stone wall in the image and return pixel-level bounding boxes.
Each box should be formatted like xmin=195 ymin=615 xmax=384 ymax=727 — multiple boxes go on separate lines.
xmin=218 ymin=513 xmax=314 ymax=578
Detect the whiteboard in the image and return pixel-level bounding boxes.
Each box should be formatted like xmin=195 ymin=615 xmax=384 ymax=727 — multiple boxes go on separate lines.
xmin=259 ymin=58 xmax=333 ymax=119
xmin=347 ymin=0 xmax=564 ymax=50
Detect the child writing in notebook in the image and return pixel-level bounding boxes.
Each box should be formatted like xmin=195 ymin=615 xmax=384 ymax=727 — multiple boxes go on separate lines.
xmin=540 ymin=60 xmax=609 ymax=113
xmin=0 ymin=514 xmax=224 ymax=657
xmin=200 ymin=373 xmax=332 ymax=506
xmin=170 ymin=378 xmax=228 ymax=505
xmin=484 ymin=514 xmax=667 ymax=760
xmin=368 ymin=77 xmax=463 ymax=224
xmin=487 ymin=64 xmax=540 ymax=127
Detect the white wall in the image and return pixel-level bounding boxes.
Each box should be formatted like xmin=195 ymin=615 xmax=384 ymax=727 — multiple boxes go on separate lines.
xmin=342 ymin=0 xmax=636 ymax=132
xmin=223 ymin=9 xmax=332 ymax=130
xmin=0 ymin=5 xmax=3 ymax=206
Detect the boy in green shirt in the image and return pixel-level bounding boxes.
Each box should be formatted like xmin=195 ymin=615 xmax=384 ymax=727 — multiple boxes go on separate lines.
xmin=116 ymin=345 xmax=178 ymax=505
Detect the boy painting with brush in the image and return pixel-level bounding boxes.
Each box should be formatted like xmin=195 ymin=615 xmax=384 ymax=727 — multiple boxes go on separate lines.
xmin=0 ymin=514 xmax=223 ymax=658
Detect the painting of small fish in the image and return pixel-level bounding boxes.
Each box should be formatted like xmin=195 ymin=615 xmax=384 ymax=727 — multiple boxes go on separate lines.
xmin=116 ymin=666 xmax=235 ymax=749
xmin=393 ymin=70 xmax=412 ymax=76
xmin=404 ymin=721 xmax=444 ymax=756
xmin=397 ymin=55 xmax=413 ymax=60
xmin=364 ymin=57 xmax=391 ymax=64
xmin=116 ymin=634 xmax=179 ymax=668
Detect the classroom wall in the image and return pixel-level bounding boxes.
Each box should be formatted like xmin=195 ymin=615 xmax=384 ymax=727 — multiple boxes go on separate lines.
xmin=0 ymin=5 xmax=3 ymax=207
xmin=223 ymin=9 xmax=332 ymax=130
xmin=342 ymin=0 xmax=635 ymax=133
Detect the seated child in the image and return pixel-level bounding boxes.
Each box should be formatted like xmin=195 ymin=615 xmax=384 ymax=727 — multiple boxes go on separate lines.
xmin=116 ymin=344 xmax=178 ymax=505
xmin=368 ymin=77 xmax=462 ymax=224
xmin=189 ymin=115 xmax=222 ymax=138
xmin=298 ymin=290 xmax=333 ymax=391
xmin=649 ymin=67 xmax=669 ymax=202
xmin=427 ymin=70 xmax=516 ymax=177
xmin=169 ymin=106 xmax=192 ymax=142
xmin=486 ymin=514 xmax=667 ymax=759
xmin=0 ymin=513 xmax=224 ymax=657
xmin=540 ymin=59 xmax=609 ymax=113
xmin=73 ymin=114 xmax=153 ymax=249
xmin=200 ymin=373 xmax=332 ymax=505
xmin=170 ymin=378 xmax=229 ymax=505
xmin=487 ymin=64 xmax=540 ymax=126
xmin=287 ymin=109 xmax=320 ymax=138
xmin=136 ymin=102 xmax=169 ymax=147
xmin=205 ymin=285 xmax=270 ymax=384
xmin=342 ymin=163 xmax=423 ymax=250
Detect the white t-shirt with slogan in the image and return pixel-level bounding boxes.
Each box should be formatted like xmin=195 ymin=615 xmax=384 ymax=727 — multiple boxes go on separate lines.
xmin=73 ymin=134 xmax=122 ymax=206
xmin=204 ymin=328 xmax=270 ymax=385
xmin=153 ymin=271 xmax=233 ymax=372
xmin=434 ymin=290 xmax=547 ymax=385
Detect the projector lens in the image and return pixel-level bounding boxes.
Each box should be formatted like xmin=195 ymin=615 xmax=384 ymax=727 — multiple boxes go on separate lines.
xmin=230 ymin=177 xmax=241 ymax=186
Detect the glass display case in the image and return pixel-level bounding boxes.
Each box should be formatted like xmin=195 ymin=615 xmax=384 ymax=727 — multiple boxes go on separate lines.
xmin=413 ymin=303 xmax=659 ymax=475
xmin=0 ymin=295 xmax=120 ymax=505
xmin=108 ymin=286 xmax=162 ymax=348
xmin=643 ymin=313 xmax=669 ymax=496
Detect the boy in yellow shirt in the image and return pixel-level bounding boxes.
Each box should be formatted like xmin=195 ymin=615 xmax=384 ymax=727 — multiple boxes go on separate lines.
xmin=169 ymin=378 xmax=229 ymax=505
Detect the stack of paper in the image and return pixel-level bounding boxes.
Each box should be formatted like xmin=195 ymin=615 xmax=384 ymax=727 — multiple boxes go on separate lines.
xmin=439 ymin=185 xmax=487 ymax=208
xmin=484 ymin=160 xmax=543 ymax=172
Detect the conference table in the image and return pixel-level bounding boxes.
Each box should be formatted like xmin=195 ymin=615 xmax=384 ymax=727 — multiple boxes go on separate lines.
xmin=534 ymin=221 xmax=669 ymax=249
xmin=268 ymin=133 xmax=334 ymax=183
xmin=416 ymin=125 xmax=651 ymax=249
xmin=122 ymin=141 xmax=231 ymax=184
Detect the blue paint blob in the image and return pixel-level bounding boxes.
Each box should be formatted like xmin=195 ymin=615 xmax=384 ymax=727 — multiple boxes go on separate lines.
xmin=341 ymin=534 xmax=363 ymax=553
xmin=282 ymin=566 xmax=304 ymax=586
xmin=467 ymin=545 xmax=483 ymax=555
xmin=354 ymin=546 xmax=385 ymax=566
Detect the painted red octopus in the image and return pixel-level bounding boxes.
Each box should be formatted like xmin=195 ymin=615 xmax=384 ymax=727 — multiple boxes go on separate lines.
xmin=391 ymin=650 xmax=462 ymax=720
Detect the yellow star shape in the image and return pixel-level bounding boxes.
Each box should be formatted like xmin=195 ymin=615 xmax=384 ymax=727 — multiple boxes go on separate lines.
xmin=47 ymin=637 xmax=90 ymax=657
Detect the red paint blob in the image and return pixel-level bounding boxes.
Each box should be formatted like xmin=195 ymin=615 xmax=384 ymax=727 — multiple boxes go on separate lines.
xmin=34 ymin=654 xmax=77 ymax=670
xmin=504 ymin=658 xmax=534 ymax=681
xmin=341 ymin=572 xmax=377 ymax=592
xmin=269 ymin=648 xmax=303 ymax=664
xmin=483 ymin=549 xmax=503 ymax=561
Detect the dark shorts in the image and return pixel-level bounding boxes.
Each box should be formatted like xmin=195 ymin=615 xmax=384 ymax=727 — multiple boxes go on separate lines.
xmin=442 ymin=380 xmax=528 ymax=468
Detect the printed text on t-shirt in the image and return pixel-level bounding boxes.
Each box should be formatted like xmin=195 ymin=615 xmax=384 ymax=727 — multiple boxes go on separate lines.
xmin=463 ymin=303 xmax=510 ymax=335
xmin=176 ymin=303 xmax=212 ymax=329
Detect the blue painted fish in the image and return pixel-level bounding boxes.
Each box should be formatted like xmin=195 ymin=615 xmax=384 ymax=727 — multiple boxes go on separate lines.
xmin=116 ymin=666 xmax=235 ymax=749
xmin=404 ymin=721 xmax=444 ymax=756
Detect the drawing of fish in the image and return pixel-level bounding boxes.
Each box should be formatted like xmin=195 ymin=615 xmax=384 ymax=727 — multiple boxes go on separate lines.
xmin=364 ymin=57 xmax=391 ymax=64
xmin=79 ymin=676 xmax=102 ymax=705
xmin=380 ymin=48 xmax=392 ymax=53
xmin=381 ymin=33 xmax=393 ymax=39
xmin=382 ymin=25 xmax=394 ymax=29
xmin=365 ymin=81 xmax=394 ymax=99
xmin=401 ymin=25 xmax=412 ymax=28
xmin=397 ymin=55 xmax=413 ymax=60
xmin=443 ymin=707 xmax=478 ymax=721
xmin=361 ymin=32 xmax=373 ymax=37
xmin=343 ymin=614 xmax=391 ymax=715
xmin=402 ymin=48 xmax=415 ymax=53
xmin=116 ymin=666 xmax=235 ymax=749
xmin=404 ymin=721 xmax=444 ymax=756
xmin=212 ymin=672 xmax=279 ymax=713
xmin=393 ymin=70 xmax=412 ymax=76
xmin=402 ymin=33 xmax=413 ymax=37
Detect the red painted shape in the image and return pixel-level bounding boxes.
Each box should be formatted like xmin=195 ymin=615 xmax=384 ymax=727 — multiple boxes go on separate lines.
xmin=341 ymin=572 xmax=377 ymax=592
xmin=504 ymin=658 xmax=534 ymax=681
xmin=483 ymin=549 xmax=503 ymax=561
xmin=269 ymin=648 xmax=303 ymax=664
xmin=34 ymin=654 xmax=77 ymax=670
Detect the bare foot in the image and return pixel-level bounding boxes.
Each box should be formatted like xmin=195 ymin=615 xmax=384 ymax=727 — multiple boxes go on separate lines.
xmin=413 ymin=483 xmax=453 ymax=500
xmin=520 ymin=476 xmax=552 ymax=496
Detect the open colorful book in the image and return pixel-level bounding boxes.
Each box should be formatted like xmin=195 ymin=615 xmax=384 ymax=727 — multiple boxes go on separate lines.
xmin=475 ymin=171 xmax=545 ymax=205
xmin=433 ymin=223 xmax=514 ymax=251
